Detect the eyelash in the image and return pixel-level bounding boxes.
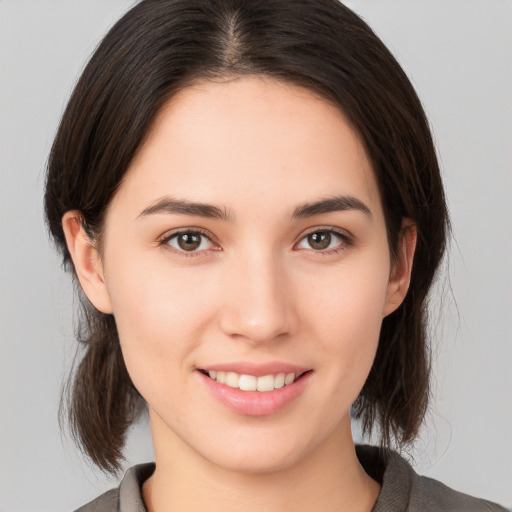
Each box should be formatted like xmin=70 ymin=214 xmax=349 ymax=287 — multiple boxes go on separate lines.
xmin=159 ymin=228 xmax=217 ymax=258
xmin=158 ymin=227 xmax=352 ymax=258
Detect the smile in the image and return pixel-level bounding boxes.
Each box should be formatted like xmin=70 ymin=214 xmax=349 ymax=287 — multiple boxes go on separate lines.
xmin=198 ymin=367 xmax=313 ymax=416
xmin=203 ymin=370 xmax=300 ymax=392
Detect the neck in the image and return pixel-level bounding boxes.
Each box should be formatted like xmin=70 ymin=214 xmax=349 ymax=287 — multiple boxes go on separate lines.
xmin=143 ymin=413 xmax=380 ymax=512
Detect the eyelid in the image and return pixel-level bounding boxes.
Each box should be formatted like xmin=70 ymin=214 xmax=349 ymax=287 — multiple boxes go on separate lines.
xmin=299 ymin=225 xmax=352 ymax=240
xmin=158 ymin=225 xmax=353 ymax=258
xmin=158 ymin=227 xmax=219 ymax=257
xmin=294 ymin=226 xmax=353 ymax=254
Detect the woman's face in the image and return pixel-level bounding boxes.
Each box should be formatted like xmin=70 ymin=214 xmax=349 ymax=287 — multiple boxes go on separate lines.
xmin=76 ymin=77 xmax=411 ymax=473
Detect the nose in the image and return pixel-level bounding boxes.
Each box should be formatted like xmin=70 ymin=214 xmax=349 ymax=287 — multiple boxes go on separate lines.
xmin=218 ymin=249 xmax=298 ymax=344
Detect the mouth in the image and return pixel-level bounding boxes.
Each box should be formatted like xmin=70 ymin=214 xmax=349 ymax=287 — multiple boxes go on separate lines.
xmin=198 ymin=369 xmax=312 ymax=392
xmin=198 ymin=366 xmax=313 ymax=416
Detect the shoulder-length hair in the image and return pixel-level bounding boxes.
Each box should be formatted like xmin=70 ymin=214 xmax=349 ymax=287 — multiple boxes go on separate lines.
xmin=45 ymin=0 xmax=448 ymax=474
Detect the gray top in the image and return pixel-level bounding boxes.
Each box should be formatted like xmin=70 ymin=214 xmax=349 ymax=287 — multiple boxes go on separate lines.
xmin=75 ymin=445 xmax=510 ymax=512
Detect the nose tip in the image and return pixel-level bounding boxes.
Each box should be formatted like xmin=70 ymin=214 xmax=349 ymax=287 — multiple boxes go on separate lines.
xmin=218 ymin=258 xmax=297 ymax=344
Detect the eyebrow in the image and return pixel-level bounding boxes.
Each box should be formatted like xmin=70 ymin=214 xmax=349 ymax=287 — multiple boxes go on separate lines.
xmin=137 ymin=195 xmax=372 ymax=221
xmin=292 ymin=195 xmax=372 ymax=220
xmin=138 ymin=197 xmax=234 ymax=221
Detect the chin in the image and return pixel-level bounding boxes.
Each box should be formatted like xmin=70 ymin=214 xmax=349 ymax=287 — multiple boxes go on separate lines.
xmin=192 ymin=424 xmax=321 ymax=476
xmin=208 ymin=445 xmax=304 ymax=475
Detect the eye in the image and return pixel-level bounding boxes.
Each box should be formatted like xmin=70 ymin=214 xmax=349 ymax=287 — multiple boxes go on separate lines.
xmin=162 ymin=230 xmax=215 ymax=254
xmin=296 ymin=229 xmax=350 ymax=254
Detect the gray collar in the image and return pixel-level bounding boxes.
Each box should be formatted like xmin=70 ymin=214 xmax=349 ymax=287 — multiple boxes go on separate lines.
xmin=108 ymin=445 xmax=508 ymax=512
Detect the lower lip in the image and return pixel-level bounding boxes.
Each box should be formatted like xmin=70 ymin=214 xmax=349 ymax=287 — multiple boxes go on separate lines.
xmin=198 ymin=371 xmax=312 ymax=416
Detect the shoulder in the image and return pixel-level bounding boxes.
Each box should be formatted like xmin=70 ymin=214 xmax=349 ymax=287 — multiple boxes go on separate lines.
xmin=356 ymin=444 xmax=509 ymax=512
xmin=74 ymin=488 xmax=119 ymax=512
xmin=74 ymin=463 xmax=156 ymax=512
xmin=413 ymin=473 xmax=510 ymax=512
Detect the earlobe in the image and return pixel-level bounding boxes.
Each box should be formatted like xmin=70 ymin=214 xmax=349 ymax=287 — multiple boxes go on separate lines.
xmin=61 ymin=211 xmax=113 ymax=314
xmin=383 ymin=219 xmax=417 ymax=317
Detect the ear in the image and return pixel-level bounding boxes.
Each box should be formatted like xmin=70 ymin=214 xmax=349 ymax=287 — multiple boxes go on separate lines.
xmin=61 ymin=211 xmax=113 ymax=314
xmin=383 ymin=219 xmax=417 ymax=317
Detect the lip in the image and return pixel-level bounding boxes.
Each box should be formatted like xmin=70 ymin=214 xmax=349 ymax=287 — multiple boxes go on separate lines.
xmin=198 ymin=361 xmax=310 ymax=377
xmin=198 ymin=367 xmax=313 ymax=416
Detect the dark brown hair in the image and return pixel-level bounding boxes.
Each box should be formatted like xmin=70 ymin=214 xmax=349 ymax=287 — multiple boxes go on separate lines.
xmin=45 ymin=0 xmax=448 ymax=474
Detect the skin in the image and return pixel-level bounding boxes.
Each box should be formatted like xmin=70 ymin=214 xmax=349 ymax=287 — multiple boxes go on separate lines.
xmin=63 ymin=76 xmax=416 ymax=512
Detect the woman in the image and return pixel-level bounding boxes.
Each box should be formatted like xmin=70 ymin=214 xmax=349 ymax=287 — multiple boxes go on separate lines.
xmin=44 ymin=0 xmax=509 ymax=510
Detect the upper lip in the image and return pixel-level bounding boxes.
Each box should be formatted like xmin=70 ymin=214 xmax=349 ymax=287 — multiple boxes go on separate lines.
xmin=198 ymin=361 xmax=311 ymax=377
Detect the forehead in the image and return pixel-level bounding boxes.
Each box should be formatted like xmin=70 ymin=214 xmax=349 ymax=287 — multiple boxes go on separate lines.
xmin=112 ymin=76 xmax=382 ymax=221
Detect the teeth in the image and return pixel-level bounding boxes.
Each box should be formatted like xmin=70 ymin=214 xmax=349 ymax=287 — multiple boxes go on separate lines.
xmin=284 ymin=373 xmax=295 ymax=385
xmin=239 ymin=374 xmax=257 ymax=391
xmin=225 ymin=372 xmax=239 ymax=388
xmin=274 ymin=373 xmax=285 ymax=389
xmin=206 ymin=371 xmax=298 ymax=392
xmin=256 ymin=374 xmax=275 ymax=392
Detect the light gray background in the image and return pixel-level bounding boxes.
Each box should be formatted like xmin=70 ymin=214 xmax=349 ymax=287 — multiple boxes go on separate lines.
xmin=0 ymin=1 xmax=511 ymax=510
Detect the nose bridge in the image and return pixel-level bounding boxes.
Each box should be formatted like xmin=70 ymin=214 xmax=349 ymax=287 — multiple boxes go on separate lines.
xmin=219 ymin=245 xmax=296 ymax=343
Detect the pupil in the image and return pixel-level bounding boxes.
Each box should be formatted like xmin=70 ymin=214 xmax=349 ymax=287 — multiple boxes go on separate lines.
xmin=178 ymin=233 xmax=201 ymax=251
xmin=309 ymin=232 xmax=331 ymax=250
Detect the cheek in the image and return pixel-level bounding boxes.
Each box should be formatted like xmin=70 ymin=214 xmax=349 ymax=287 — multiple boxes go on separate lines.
xmin=303 ymin=254 xmax=390 ymax=385
xmin=103 ymin=253 xmax=215 ymax=394
xmin=309 ymin=251 xmax=390 ymax=328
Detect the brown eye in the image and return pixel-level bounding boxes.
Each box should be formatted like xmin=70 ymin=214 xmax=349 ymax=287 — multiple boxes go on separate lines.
xmin=296 ymin=229 xmax=349 ymax=254
xmin=307 ymin=231 xmax=332 ymax=250
xmin=165 ymin=231 xmax=213 ymax=253
xmin=177 ymin=233 xmax=201 ymax=251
